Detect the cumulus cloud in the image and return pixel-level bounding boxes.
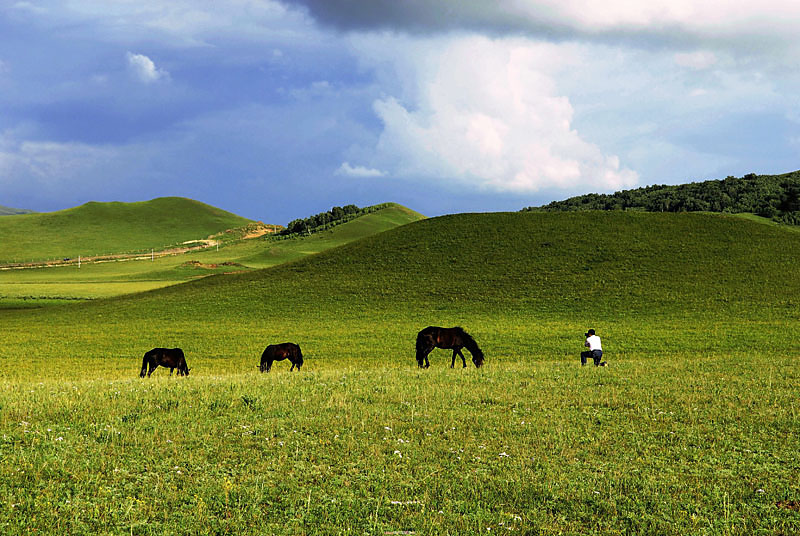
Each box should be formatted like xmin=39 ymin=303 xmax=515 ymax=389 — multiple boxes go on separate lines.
xmin=360 ymin=36 xmax=638 ymax=193
xmin=335 ymin=162 xmax=386 ymax=178
xmin=126 ymin=52 xmax=169 ymax=83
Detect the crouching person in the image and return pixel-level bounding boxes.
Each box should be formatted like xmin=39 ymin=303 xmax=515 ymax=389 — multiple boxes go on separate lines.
xmin=581 ymin=329 xmax=606 ymax=366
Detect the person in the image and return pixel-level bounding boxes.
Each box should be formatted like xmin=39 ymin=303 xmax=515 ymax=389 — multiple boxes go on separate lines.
xmin=581 ymin=329 xmax=606 ymax=366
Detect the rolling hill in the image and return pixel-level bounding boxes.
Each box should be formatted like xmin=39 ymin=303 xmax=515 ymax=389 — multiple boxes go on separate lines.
xmin=0 ymin=202 xmax=426 ymax=305
xmin=135 ymin=210 xmax=799 ymax=317
xmin=2 ymin=209 xmax=796 ymax=536
xmin=4 ymin=210 xmax=796 ymax=365
xmin=0 ymin=204 xmax=34 ymax=216
xmin=0 ymin=197 xmax=252 ymax=262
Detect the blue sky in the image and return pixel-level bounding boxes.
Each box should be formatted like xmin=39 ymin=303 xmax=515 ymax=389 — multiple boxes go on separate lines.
xmin=1 ymin=1 xmax=799 ymax=223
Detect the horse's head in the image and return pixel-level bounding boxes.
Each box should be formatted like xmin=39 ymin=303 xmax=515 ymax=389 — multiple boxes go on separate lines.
xmin=472 ymin=351 xmax=485 ymax=368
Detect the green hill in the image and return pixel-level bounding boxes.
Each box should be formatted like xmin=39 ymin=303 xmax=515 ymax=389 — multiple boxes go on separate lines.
xmin=0 ymin=202 xmax=426 ymax=305
xmin=1 ymin=209 xmax=796 ymax=536
xmin=0 ymin=197 xmax=252 ymax=262
xmin=141 ymin=210 xmax=797 ymax=321
xmin=0 ymin=204 xmax=34 ymax=216
xmin=5 ymin=210 xmax=795 ymax=364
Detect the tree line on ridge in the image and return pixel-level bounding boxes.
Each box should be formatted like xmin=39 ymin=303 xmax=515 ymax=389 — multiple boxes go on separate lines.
xmin=522 ymin=171 xmax=800 ymax=225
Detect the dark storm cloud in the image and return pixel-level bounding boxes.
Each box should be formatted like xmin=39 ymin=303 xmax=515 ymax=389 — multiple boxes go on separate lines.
xmin=283 ymin=0 xmax=571 ymax=37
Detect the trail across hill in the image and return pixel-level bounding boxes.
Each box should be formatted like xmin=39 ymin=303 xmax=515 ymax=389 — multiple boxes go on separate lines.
xmin=0 ymin=223 xmax=276 ymax=270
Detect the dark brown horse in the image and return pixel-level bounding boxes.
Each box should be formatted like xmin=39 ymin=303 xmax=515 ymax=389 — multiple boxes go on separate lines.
xmin=415 ymin=326 xmax=484 ymax=369
xmin=140 ymin=348 xmax=190 ymax=377
xmin=260 ymin=343 xmax=303 ymax=372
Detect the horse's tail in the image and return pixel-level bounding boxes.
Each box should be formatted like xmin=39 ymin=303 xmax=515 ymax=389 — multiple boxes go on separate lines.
xmin=457 ymin=328 xmax=485 ymax=368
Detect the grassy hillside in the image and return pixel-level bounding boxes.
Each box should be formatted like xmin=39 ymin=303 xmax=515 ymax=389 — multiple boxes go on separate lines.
xmin=1 ymin=211 xmax=798 ymax=535
xmin=129 ymin=210 xmax=799 ymax=318
xmin=0 ymin=204 xmax=34 ymax=216
xmin=0 ymin=197 xmax=252 ymax=262
xmin=0 ymin=203 xmax=424 ymax=306
xmin=3 ymin=210 xmax=797 ymax=360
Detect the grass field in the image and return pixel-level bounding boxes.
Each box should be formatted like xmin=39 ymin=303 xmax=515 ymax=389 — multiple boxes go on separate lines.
xmin=0 ymin=203 xmax=424 ymax=306
xmin=1 ymin=210 xmax=798 ymax=535
xmin=0 ymin=197 xmax=252 ymax=263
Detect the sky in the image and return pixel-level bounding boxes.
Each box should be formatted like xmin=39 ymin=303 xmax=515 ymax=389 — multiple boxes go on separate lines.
xmin=1 ymin=1 xmax=799 ymax=223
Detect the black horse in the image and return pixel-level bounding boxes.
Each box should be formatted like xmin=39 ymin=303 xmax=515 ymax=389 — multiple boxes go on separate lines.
xmin=415 ymin=326 xmax=484 ymax=369
xmin=260 ymin=343 xmax=303 ymax=372
xmin=140 ymin=348 xmax=190 ymax=377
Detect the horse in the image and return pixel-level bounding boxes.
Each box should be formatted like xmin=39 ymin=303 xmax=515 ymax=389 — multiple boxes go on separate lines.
xmin=260 ymin=343 xmax=303 ymax=372
xmin=140 ymin=348 xmax=190 ymax=377
xmin=415 ymin=326 xmax=485 ymax=369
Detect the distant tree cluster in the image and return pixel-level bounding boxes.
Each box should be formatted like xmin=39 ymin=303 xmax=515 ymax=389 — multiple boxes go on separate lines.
xmin=280 ymin=204 xmax=390 ymax=236
xmin=522 ymin=171 xmax=800 ymax=224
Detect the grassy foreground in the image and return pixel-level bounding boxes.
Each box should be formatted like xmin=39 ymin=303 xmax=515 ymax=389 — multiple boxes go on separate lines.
xmin=1 ymin=354 xmax=797 ymax=535
xmin=0 ymin=211 xmax=799 ymax=534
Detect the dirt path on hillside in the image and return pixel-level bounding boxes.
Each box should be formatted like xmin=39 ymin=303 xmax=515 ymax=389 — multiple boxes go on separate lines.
xmin=0 ymin=222 xmax=280 ymax=270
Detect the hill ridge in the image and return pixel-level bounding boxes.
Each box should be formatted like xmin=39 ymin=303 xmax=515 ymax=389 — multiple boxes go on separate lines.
xmin=523 ymin=169 xmax=800 ymax=225
xmin=0 ymin=197 xmax=253 ymax=262
xmin=106 ymin=210 xmax=800 ymax=323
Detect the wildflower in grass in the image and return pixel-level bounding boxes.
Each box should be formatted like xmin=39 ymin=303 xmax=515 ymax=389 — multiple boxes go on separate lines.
xmin=393 ymin=450 xmax=402 ymax=458
xmin=499 ymin=452 xmax=509 ymax=458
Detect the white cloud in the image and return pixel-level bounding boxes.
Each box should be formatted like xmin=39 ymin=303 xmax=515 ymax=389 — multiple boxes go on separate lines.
xmin=11 ymin=1 xmax=47 ymax=15
xmin=335 ymin=162 xmax=386 ymax=178
xmin=359 ymin=35 xmax=638 ymax=193
xmin=0 ymin=128 xmax=132 ymax=205
xmin=674 ymin=51 xmax=718 ymax=70
xmin=126 ymin=52 xmax=169 ymax=83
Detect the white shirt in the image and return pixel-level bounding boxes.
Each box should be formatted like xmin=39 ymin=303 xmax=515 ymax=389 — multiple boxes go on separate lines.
xmin=585 ymin=335 xmax=602 ymax=351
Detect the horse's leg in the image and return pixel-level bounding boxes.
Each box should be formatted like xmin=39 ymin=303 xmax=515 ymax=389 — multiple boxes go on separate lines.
xmin=140 ymin=357 xmax=148 ymax=378
xmin=147 ymin=363 xmax=156 ymax=377
xmin=420 ymin=346 xmax=432 ymax=368
xmin=450 ymin=350 xmax=457 ymax=368
xmin=266 ymin=360 xmax=273 ymax=372
xmin=290 ymin=362 xmax=296 ymax=371
xmin=457 ymin=349 xmax=467 ymax=368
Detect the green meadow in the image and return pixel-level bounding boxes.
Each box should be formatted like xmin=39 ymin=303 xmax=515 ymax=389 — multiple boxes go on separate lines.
xmin=0 ymin=209 xmax=798 ymax=535
xmin=0 ymin=203 xmax=424 ymax=305
xmin=0 ymin=197 xmax=253 ymax=263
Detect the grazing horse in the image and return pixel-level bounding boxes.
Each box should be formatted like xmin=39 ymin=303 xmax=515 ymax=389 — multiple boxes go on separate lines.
xmin=260 ymin=343 xmax=303 ymax=372
xmin=140 ymin=348 xmax=190 ymax=377
xmin=415 ymin=326 xmax=485 ymax=369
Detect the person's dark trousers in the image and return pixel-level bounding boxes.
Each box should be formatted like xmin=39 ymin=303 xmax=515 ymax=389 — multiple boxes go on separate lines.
xmin=581 ymin=350 xmax=603 ymax=366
